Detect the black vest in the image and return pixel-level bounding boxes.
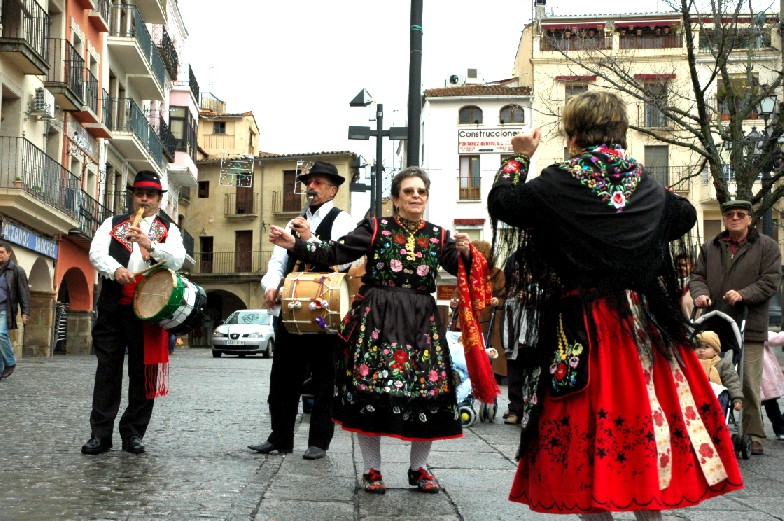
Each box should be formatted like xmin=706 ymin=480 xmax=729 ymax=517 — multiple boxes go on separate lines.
xmin=285 ymin=207 xmax=342 ymax=274
xmin=96 ymin=212 xmax=172 ymax=312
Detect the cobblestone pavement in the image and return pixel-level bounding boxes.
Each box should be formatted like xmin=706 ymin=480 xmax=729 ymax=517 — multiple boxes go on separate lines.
xmin=0 ymin=348 xmax=783 ymax=520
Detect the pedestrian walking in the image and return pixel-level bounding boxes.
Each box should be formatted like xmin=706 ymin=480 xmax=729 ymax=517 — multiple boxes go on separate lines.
xmin=249 ymin=161 xmax=355 ymax=461
xmin=81 ymin=170 xmax=186 ymax=455
xmin=690 ymin=199 xmax=782 ymax=455
xmin=488 ymin=91 xmax=742 ymax=519
xmin=268 ymin=167 xmax=486 ymax=494
xmin=0 ymin=241 xmax=30 ymax=381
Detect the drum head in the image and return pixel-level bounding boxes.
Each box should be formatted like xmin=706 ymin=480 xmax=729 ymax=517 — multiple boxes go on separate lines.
xmin=134 ymin=269 xmax=183 ymax=321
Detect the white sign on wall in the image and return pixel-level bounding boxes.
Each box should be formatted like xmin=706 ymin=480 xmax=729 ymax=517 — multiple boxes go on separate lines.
xmin=457 ymin=127 xmax=523 ymax=154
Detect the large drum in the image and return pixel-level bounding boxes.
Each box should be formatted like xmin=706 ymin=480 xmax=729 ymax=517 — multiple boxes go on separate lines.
xmin=134 ymin=268 xmax=207 ymax=335
xmin=281 ymin=272 xmax=349 ymax=334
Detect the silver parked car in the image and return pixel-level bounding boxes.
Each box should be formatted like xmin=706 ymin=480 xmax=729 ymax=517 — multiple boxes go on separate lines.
xmin=212 ymin=309 xmax=275 ymax=358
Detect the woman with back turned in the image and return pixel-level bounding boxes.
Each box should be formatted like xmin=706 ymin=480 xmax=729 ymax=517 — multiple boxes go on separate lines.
xmin=487 ymin=91 xmax=742 ymax=519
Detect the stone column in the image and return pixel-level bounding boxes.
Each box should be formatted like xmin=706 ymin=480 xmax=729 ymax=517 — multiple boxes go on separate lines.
xmin=21 ymin=291 xmax=56 ymax=358
xmin=66 ymin=310 xmax=94 ymax=355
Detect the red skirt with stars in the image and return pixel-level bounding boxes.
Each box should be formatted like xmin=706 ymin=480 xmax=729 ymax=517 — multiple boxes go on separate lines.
xmin=509 ymin=296 xmax=743 ymax=514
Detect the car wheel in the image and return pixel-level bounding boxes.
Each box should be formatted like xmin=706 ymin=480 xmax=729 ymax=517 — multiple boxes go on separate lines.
xmin=212 ymin=350 xmax=221 ymax=358
xmin=265 ymin=339 xmax=275 ymax=359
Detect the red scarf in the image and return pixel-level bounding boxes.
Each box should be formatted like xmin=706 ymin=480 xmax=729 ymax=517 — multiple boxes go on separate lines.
xmin=120 ymin=276 xmax=170 ymax=398
xmin=456 ymin=245 xmax=501 ymax=403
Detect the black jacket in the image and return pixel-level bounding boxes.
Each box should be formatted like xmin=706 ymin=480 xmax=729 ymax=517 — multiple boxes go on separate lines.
xmin=1 ymin=259 xmax=31 ymax=330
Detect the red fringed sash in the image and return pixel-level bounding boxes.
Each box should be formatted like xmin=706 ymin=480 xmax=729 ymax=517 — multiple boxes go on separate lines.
xmin=120 ymin=276 xmax=170 ymax=398
xmin=456 ymin=245 xmax=501 ymax=403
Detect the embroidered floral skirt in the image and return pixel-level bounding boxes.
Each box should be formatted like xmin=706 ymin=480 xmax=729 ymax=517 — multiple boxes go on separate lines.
xmin=333 ymin=286 xmax=463 ymax=441
xmin=509 ymin=297 xmax=743 ymax=513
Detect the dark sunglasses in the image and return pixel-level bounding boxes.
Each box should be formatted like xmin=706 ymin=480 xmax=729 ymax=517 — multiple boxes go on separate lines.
xmin=723 ymin=211 xmax=749 ymax=219
xmin=401 ymin=187 xmax=428 ymax=196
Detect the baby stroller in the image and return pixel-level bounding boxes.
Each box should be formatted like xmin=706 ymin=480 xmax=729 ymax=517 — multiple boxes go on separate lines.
xmin=691 ymin=308 xmax=752 ymax=459
xmin=446 ymin=330 xmax=478 ymax=426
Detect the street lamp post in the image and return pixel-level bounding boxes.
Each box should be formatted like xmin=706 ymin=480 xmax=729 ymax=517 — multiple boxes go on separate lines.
xmin=348 ymin=89 xmax=408 ymax=217
xmin=754 ymin=94 xmax=779 ymax=237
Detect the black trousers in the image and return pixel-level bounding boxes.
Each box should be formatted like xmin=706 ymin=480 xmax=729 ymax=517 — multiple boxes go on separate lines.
xmin=506 ymin=356 xmax=525 ymax=416
xmin=89 ymin=306 xmax=153 ymax=441
xmin=266 ymin=316 xmax=336 ymax=450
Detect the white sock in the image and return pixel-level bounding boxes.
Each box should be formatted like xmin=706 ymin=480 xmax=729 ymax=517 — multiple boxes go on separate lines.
xmin=409 ymin=440 xmax=432 ymax=471
xmin=357 ymin=434 xmax=381 ymax=474
xmin=633 ymin=511 xmax=663 ymax=521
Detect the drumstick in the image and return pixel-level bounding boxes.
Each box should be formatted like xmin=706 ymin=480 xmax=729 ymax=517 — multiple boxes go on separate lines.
xmin=132 ymin=206 xmax=145 ymax=227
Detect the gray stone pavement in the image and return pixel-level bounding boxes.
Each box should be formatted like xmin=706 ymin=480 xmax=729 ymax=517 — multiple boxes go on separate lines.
xmin=0 ymin=348 xmax=783 ymax=520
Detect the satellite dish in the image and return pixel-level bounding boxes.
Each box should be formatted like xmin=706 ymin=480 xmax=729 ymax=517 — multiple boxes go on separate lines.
xmin=448 ymin=74 xmax=465 ymax=85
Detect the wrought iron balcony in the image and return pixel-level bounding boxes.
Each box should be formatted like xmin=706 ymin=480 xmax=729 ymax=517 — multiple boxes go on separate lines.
xmin=272 ymin=190 xmax=307 ymax=214
xmin=105 ymin=96 xmax=165 ymax=170
xmin=192 ymin=251 xmax=273 ymax=275
xmin=0 ymin=136 xmax=80 ymax=220
xmin=102 ymin=190 xmax=131 ymax=215
xmin=154 ymin=27 xmax=178 ymax=81
xmin=88 ymin=0 xmax=110 ymax=32
xmin=225 ymin=191 xmax=259 ymax=216
xmin=107 ymin=4 xmax=167 ymax=98
xmin=44 ymin=38 xmax=84 ymax=111
xmin=76 ymin=190 xmax=112 ymax=240
xmin=0 ymin=0 xmax=49 ymax=74
xmin=645 ymin=165 xmax=693 ymax=191
xmin=189 ymin=65 xmax=200 ymax=103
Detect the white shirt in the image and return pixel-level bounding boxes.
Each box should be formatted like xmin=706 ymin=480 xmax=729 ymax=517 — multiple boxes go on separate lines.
xmin=90 ymin=214 xmax=186 ymax=279
xmin=261 ymin=200 xmax=355 ymax=293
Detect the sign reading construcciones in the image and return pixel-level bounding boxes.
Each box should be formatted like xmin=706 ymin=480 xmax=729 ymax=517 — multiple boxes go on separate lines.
xmin=458 ymin=127 xmax=524 ymax=154
xmin=1 ymin=221 xmax=58 ymax=259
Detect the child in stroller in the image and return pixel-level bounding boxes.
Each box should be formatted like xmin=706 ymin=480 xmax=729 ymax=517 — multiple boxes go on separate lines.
xmin=694 ymin=331 xmax=743 ymax=414
xmin=446 ymin=331 xmax=498 ymax=426
xmin=693 ymin=309 xmax=755 ymax=458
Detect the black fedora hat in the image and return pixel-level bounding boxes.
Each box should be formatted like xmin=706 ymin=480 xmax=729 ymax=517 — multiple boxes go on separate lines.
xmin=127 ymin=170 xmax=167 ymax=192
xmin=297 ymin=161 xmax=345 ymax=186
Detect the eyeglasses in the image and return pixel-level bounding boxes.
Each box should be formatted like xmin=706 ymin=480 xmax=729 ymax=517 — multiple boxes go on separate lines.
xmin=401 ymin=187 xmax=429 ymax=196
xmin=723 ymin=211 xmax=749 ymax=219
xmin=132 ymin=189 xmax=159 ymax=198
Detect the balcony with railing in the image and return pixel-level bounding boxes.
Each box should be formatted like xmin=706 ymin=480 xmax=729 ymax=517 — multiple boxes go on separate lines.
xmin=154 ymin=27 xmax=178 ymax=81
xmin=81 ymin=88 xmax=113 ymax=139
xmin=189 ymin=65 xmax=200 ymax=103
xmin=192 ymin=251 xmax=273 ymax=275
xmin=43 ymin=38 xmax=84 ymax=111
xmin=107 ymin=4 xmax=166 ymax=100
xmin=540 ymin=35 xmax=612 ymax=52
xmin=618 ymin=32 xmax=681 ymax=50
xmin=457 ymin=177 xmax=481 ymax=201
xmin=88 ymin=0 xmax=110 ymax=32
xmin=74 ymin=190 xmax=112 ymax=241
xmin=106 ymin=96 xmax=165 ymax=172
xmin=635 ymin=102 xmax=669 ymax=128
xmin=646 ymin=165 xmax=694 ymax=193
xmin=102 ymin=190 xmax=131 ymax=215
xmin=0 ymin=136 xmax=81 ymax=235
xmin=0 ymin=0 xmax=50 ymax=74
xmin=73 ymin=68 xmax=102 ymax=130
xmin=225 ymin=191 xmax=259 ymax=217
xmin=272 ymin=190 xmax=306 ymax=215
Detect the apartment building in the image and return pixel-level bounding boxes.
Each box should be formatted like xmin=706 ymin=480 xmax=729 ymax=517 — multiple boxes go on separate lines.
xmin=513 ymin=8 xmax=782 ymax=245
xmin=185 ymin=96 xmax=355 ymax=345
xmin=0 ymin=0 xmax=198 ymax=358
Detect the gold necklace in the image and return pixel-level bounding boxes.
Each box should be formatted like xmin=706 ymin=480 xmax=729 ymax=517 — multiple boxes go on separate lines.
xmin=396 ymin=217 xmax=423 ymax=261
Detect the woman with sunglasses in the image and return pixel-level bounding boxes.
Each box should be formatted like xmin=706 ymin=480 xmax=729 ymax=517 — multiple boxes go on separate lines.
xmin=488 ymin=91 xmax=742 ymax=520
xmin=269 ymin=167 xmax=474 ymax=495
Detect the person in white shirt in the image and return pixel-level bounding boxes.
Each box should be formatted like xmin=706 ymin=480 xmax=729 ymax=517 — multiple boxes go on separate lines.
xmin=82 ymin=171 xmax=185 ymax=456
xmin=250 ymin=160 xmax=353 ymax=460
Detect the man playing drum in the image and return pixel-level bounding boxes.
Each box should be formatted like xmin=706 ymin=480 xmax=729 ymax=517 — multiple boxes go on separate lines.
xmin=82 ymin=171 xmax=185 ymax=455
xmin=250 ymin=160 xmax=354 ymax=460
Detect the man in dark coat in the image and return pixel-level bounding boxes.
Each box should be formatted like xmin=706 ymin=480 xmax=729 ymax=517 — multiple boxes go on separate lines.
xmin=0 ymin=241 xmax=31 ymax=380
xmin=690 ymin=199 xmax=781 ymax=455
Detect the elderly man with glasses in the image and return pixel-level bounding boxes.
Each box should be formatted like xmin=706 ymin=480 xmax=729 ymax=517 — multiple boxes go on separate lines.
xmin=690 ymin=199 xmax=781 ymax=455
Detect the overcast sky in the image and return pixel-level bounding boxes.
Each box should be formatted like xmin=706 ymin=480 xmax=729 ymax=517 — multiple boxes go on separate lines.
xmin=176 ymin=0 xmax=773 ymax=159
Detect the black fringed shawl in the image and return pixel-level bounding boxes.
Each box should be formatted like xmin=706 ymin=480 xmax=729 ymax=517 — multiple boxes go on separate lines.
xmin=488 ymin=147 xmax=697 ymax=453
